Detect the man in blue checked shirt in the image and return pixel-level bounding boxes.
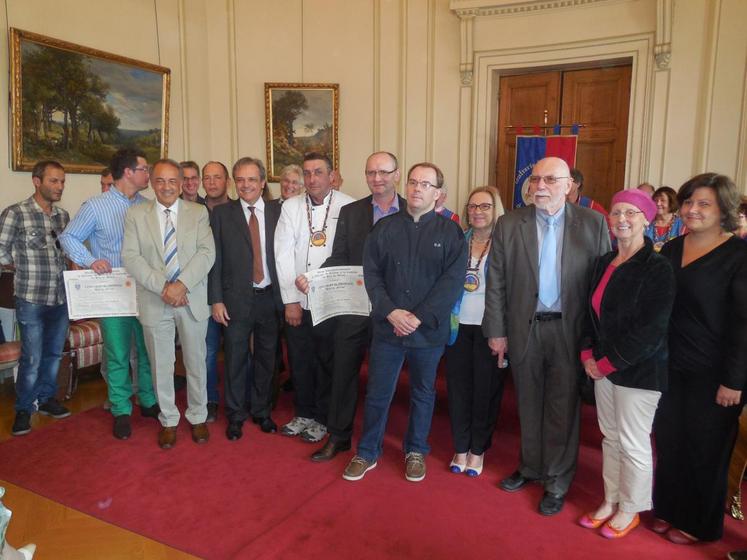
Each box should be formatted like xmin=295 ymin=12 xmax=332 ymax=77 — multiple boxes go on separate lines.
xmin=0 ymin=160 xmax=71 ymax=436
xmin=59 ymin=148 xmax=160 ymax=440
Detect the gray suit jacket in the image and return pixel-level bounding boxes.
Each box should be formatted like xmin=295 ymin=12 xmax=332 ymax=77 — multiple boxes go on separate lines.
xmin=482 ymin=202 xmax=610 ymax=364
xmin=122 ymin=199 xmax=216 ymax=327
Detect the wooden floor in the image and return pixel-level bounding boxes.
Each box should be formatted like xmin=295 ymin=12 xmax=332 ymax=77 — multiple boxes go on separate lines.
xmin=0 ymin=371 xmax=199 ymax=560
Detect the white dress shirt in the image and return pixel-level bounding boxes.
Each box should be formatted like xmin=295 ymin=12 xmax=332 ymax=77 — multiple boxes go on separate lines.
xmin=241 ymin=196 xmax=271 ymax=289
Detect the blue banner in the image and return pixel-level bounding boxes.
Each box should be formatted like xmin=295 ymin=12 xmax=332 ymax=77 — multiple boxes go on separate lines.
xmin=513 ymin=136 xmax=546 ymax=208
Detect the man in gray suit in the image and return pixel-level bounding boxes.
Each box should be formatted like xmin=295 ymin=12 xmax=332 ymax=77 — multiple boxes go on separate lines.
xmin=483 ymin=156 xmax=610 ymax=515
xmin=122 ymin=158 xmax=216 ymax=449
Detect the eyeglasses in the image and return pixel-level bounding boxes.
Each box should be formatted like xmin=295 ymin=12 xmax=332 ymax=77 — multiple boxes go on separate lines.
xmin=50 ymin=230 xmax=61 ymax=250
xmin=365 ymin=169 xmax=397 ymax=178
xmin=133 ymin=166 xmax=150 ymax=174
xmin=406 ymin=179 xmax=439 ymax=190
xmin=609 ymin=209 xmax=644 ymax=219
xmin=528 ymin=175 xmax=569 ymax=186
xmin=467 ymin=203 xmax=494 ymax=212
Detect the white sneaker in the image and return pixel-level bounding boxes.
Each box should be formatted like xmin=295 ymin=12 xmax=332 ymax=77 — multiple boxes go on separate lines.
xmin=300 ymin=420 xmax=327 ymax=443
xmin=281 ymin=416 xmax=313 ymax=437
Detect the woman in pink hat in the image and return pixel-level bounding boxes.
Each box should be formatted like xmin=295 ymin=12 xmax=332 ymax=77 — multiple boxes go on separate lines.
xmin=577 ymin=188 xmax=676 ymax=539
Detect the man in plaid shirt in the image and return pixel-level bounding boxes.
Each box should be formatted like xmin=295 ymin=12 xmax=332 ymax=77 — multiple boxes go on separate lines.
xmin=0 ymin=160 xmax=71 ymax=436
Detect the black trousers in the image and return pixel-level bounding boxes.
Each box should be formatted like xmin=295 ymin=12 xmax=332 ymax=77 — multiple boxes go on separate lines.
xmin=223 ymin=290 xmax=279 ymax=423
xmin=513 ymin=319 xmax=581 ymax=495
xmin=285 ymin=310 xmax=335 ymax=424
xmin=653 ymin=367 xmax=742 ymax=541
xmin=445 ymin=323 xmax=506 ymax=455
xmin=326 ymin=315 xmax=370 ymax=443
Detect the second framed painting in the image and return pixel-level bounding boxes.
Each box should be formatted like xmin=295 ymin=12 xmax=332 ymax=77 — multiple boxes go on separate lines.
xmin=264 ymin=83 xmax=339 ymax=182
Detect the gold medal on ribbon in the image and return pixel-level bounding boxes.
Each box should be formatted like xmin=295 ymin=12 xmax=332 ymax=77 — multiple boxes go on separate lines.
xmin=310 ymin=231 xmax=327 ymax=247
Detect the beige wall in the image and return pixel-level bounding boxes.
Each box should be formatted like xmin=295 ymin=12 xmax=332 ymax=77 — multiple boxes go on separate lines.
xmin=0 ymin=0 xmax=745 ymax=218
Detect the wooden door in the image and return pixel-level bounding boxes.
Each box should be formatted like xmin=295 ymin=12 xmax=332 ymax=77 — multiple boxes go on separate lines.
xmin=561 ymin=66 xmax=631 ymax=209
xmin=496 ymin=71 xmax=560 ymax=208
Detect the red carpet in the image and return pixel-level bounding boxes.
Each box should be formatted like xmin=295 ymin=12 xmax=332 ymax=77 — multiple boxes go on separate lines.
xmin=1 ymin=369 xmax=746 ymax=559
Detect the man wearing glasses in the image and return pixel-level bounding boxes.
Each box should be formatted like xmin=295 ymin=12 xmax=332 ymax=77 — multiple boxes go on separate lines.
xmin=343 ymin=162 xmax=467 ymax=483
xmin=483 ymin=156 xmax=610 ymax=515
xmin=0 ymin=160 xmax=70 ymax=436
xmin=60 ymin=149 xmax=160 ymax=440
xmin=296 ymin=151 xmax=407 ymax=462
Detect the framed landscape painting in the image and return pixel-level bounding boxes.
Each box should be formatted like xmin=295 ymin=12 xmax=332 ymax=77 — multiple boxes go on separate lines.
xmin=10 ymin=28 xmax=170 ymax=173
xmin=264 ymin=83 xmax=339 ymax=182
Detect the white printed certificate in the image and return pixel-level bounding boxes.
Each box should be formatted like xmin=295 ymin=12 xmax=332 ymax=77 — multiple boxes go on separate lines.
xmin=63 ymin=268 xmax=138 ymax=320
xmin=305 ymin=266 xmax=371 ymax=326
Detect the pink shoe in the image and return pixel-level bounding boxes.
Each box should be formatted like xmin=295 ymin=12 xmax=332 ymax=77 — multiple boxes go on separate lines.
xmin=600 ymin=514 xmax=640 ymax=539
xmin=578 ymin=511 xmax=613 ymax=529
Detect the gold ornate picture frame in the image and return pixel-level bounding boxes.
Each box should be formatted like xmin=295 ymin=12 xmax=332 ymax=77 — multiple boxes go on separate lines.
xmin=264 ymin=82 xmax=339 ymax=181
xmin=9 ymin=28 xmax=171 ymax=173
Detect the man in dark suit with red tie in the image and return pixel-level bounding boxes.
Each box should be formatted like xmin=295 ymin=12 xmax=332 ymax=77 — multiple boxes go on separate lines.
xmin=297 ymin=151 xmax=406 ymax=461
xmin=208 ymin=156 xmax=282 ymax=440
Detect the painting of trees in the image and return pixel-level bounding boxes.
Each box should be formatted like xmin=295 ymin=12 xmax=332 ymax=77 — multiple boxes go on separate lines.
xmin=11 ymin=28 xmax=170 ymax=173
xmin=265 ymin=83 xmax=339 ymax=181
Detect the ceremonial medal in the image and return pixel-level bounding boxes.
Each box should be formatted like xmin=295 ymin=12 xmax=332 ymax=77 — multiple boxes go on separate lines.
xmin=307 ymin=192 xmax=334 ymax=248
xmin=654 ymin=240 xmax=664 ymax=252
xmin=311 ymin=231 xmax=327 ymax=247
xmin=464 ymin=270 xmax=480 ymax=292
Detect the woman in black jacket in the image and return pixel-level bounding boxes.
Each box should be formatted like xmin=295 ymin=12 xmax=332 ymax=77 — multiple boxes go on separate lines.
xmin=577 ymin=189 xmax=675 ymax=539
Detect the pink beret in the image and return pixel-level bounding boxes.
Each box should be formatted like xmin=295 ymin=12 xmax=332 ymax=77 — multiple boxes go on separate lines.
xmin=610 ymin=189 xmax=657 ymax=222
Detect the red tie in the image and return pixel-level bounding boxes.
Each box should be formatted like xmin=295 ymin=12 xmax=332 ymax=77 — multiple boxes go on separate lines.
xmin=248 ymin=206 xmax=264 ymax=284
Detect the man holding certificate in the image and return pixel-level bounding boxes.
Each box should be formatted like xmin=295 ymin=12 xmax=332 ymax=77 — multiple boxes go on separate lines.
xmin=274 ymin=152 xmax=354 ymax=444
xmin=122 ymin=159 xmax=215 ymax=449
xmin=60 ymin=149 xmax=160 ymax=441
xmin=343 ymin=162 xmax=467 ymax=483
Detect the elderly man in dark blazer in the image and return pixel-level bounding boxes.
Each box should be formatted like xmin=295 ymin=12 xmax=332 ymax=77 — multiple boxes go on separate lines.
xmin=208 ymin=156 xmax=282 ymax=441
xmin=483 ymin=156 xmax=610 ymax=515
xmin=297 ymin=151 xmax=406 ymax=462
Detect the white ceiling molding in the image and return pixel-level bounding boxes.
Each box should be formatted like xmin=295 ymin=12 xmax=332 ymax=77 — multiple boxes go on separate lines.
xmin=450 ymin=0 xmax=612 ymax=18
xmin=654 ymin=0 xmax=672 ymax=70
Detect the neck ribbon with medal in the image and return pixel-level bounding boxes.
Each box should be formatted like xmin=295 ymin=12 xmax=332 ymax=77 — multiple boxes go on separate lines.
xmin=464 ymin=234 xmax=490 ymax=292
xmin=651 ymin=215 xmax=675 ymax=252
xmin=307 ymin=191 xmax=333 ymax=247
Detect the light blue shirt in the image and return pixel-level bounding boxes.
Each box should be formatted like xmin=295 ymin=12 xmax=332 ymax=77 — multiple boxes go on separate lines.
xmin=372 ymin=195 xmax=400 ymax=225
xmin=59 ymin=186 xmax=149 ymax=268
xmin=535 ymin=205 xmax=565 ymax=312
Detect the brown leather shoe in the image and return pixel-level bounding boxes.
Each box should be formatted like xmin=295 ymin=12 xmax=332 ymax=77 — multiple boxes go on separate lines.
xmin=311 ymin=439 xmax=351 ymax=462
xmin=191 ymin=422 xmax=210 ymax=444
xmin=158 ymin=426 xmax=177 ymax=449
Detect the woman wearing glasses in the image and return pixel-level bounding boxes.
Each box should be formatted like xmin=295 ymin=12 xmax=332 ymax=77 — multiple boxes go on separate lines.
xmin=652 ymin=173 xmax=747 ymax=545
xmin=578 ymin=189 xmax=675 ymax=539
xmin=445 ymin=186 xmax=506 ymax=477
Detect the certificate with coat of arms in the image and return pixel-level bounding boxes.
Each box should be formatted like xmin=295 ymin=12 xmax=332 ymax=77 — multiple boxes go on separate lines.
xmin=305 ymin=266 xmax=371 ymax=326
xmin=63 ymin=268 xmax=138 ymax=320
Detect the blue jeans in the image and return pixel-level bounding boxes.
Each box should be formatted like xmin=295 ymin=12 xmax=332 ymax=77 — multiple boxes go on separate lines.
xmin=14 ymin=298 xmax=69 ymax=413
xmin=357 ymin=339 xmax=444 ymax=462
xmin=205 ymin=317 xmax=222 ymax=403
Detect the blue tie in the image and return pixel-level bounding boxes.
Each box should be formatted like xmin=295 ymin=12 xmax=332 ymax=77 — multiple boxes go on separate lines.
xmin=163 ymin=209 xmax=180 ymax=282
xmin=539 ymin=215 xmax=559 ymax=308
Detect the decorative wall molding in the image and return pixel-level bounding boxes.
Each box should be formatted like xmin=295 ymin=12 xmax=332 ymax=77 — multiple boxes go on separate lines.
xmin=457 ymin=11 xmax=475 ymax=86
xmin=450 ymin=0 xmax=610 ymax=18
xmin=654 ymin=0 xmax=672 ymax=69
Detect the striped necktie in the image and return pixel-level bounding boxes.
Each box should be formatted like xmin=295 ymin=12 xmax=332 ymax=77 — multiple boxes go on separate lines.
xmin=163 ymin=209 xmax=180 ymax=282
